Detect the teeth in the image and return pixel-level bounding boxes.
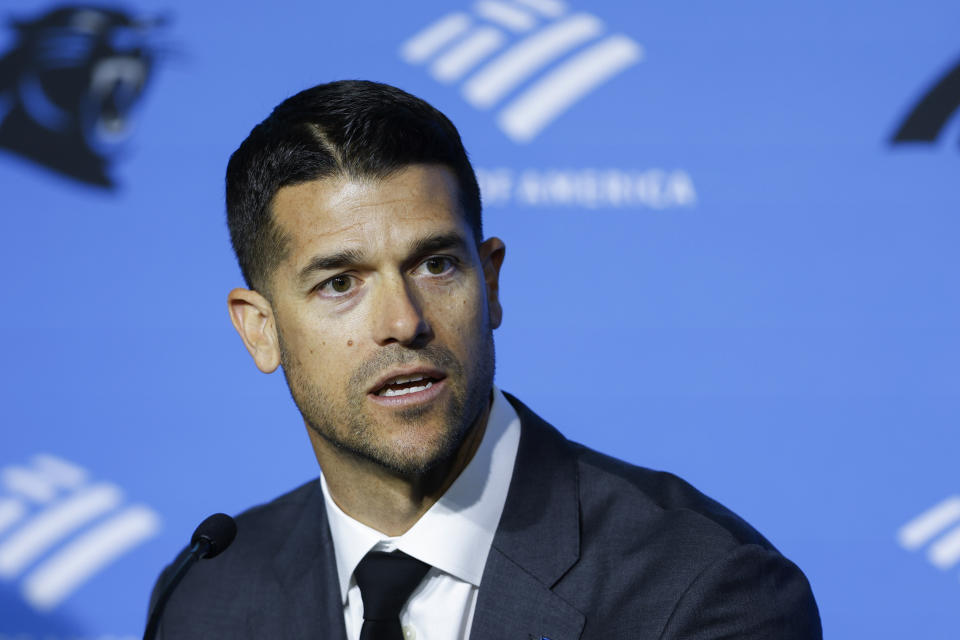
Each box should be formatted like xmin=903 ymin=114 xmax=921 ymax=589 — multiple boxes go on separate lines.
xmin=381 ymin=382 xmax=432 ymax=397
xmin=389 ymin=374 xmax=426 ymax=385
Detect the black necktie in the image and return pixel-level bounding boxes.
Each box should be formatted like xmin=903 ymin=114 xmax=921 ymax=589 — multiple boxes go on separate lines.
xmin=354 ymin=550 xmax=431 ymax=640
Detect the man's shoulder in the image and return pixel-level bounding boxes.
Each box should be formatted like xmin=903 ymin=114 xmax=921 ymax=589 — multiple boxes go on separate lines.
xmin=167 ymin=479 xmax=322 ymax=577
xmin=189 ymin=478 xmax=323 ymax=578
xmin=149 ymin=479 xmax=328 ymax=635
xmin=230 ymin=478 xmax=322 ymax=540
xmin=506 ymin=393 xmax=772 ymax=551
xmin=571 ymin=441 xmax=774 ymax=549
xmin=502 ymin=394 xmax=821 ymax=638
xmin=568 ymin=444 xmax=821 ymax=636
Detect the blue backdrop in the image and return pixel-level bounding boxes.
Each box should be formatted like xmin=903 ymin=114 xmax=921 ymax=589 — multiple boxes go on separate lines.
xmin=1 ymin=1 xmax=958 ymax=637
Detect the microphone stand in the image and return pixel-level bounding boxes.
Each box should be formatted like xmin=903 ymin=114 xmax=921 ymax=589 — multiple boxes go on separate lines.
xmin=143 ymin=536 xmax=212 ymax=640
xmin=143 ymin=512 xmax=236 ymax=640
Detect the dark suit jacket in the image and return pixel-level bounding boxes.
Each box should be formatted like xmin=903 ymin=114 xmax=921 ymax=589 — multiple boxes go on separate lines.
xmin=151 ymin=394 xmax=821 ymax=639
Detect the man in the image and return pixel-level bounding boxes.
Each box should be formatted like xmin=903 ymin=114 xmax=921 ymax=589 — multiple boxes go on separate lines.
xmin=150 ymin=80 xmax=821 ymax=639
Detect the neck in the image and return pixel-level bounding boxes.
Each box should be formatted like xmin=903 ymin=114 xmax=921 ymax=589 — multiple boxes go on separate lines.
xmin=309 ymin=399 xmax=492 ymax=537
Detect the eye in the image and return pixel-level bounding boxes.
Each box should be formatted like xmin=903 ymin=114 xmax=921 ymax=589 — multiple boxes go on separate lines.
xmin=419 ymin=256 xmax=455 ymax=276
xmin=318 ymin=274 xmax=356 ymax=296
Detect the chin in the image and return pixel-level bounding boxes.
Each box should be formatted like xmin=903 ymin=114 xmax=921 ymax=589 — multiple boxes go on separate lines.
xmin=373 ymin=428 xmax=464 ymax=476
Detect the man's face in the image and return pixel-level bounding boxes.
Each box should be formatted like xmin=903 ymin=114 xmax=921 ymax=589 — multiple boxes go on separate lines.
xmin=250 ymin=164 xmax=503 ymax=477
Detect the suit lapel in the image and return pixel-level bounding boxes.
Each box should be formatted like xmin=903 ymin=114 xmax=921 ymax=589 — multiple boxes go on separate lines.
xmin=270 ymin=482 xmax=348 ymax=640
xmin=258 ymin=395 xmax=584 ymax=640
xmin=470 ymin=394 xmax=585 ymax=640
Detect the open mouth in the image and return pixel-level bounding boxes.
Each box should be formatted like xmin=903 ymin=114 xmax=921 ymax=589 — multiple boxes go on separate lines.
xmin=372 ymin=373 xmax=444 ymax=397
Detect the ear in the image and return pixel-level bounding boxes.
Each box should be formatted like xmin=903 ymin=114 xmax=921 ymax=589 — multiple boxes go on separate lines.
xmin=478 ymin=237 xmax=506 ymax=329
xmin=227 ymin=288 xmax=281 ymax=373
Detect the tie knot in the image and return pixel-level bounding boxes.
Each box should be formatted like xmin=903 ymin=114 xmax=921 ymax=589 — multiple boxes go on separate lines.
xmin=354 ymin=550 xmax=431 ymax=623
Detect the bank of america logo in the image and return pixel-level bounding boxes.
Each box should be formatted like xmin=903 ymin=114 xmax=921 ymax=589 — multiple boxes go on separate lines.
xmin=898 ymin=496 xmax=960 ymax=574
xmin=401 ymin=0 xmax=643 ymax=143
xmin=0 ymin=454 xmax=160 ymax=610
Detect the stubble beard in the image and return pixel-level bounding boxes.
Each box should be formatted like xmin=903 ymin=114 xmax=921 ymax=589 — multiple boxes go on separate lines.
xmin=278 ymin=333 xmax=496 ymax=478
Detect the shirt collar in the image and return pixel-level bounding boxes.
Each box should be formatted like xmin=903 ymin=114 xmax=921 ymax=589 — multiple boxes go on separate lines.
xmin=320 ymin=386 xmax=521 ymax=603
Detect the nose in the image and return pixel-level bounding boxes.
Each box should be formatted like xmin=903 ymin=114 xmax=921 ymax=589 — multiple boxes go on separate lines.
xmin=371 ymin=273 xmax=433 ymax=347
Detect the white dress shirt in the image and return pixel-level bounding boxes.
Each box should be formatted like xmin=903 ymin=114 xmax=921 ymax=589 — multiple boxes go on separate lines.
xmin=319 ymin=387 xmax=521 ymax=640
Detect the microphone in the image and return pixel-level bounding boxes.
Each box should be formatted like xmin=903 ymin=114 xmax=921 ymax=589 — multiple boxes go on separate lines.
xmin=190 ymin=512 xmax=237 ymax=559
xmin=143 ymin=513 xmax=237 ymax=640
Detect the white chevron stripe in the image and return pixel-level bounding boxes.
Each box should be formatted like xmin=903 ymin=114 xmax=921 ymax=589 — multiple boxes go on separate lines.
xmin=22 ymin=505 xmax=160 ymax=611
xmin=462 ymin=13 xmax=603 ymax=109
xmin=498 ymin=34 xmax=642 ymax=142
xmin=928 ymin=524 xmax=960 ymax=570
xmin=0 ymin=499 xmax=25 ymax=536
xmin=2 ymin=457 xmax=86 ymax=503
xmin=474 ymin=1 xmax=536 ymax=31
xmin=33 ymin=455 xmax=87 ymax=488
xmin=898 ymin=496 xmax=960 ymax=550
xmin=2 ymin=466 xmax=57 ymax=502
xmin=511 ymin=0 xmax=566 ymax=18
xmin=0 ymin=483 xmax=122 ymax=577
xmin=401 ymin=13 xmax=472 ymax=64
xmin=432 ymin=27 xmax=506 ymax=83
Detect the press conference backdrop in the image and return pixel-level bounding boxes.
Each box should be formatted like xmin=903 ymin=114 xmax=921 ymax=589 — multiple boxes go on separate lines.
xmin=0 ymin=0 xmax=957 ymax=636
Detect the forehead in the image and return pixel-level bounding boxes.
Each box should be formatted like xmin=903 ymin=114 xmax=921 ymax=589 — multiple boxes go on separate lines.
xmin=270 ymin=164 xmax=468 ymax=256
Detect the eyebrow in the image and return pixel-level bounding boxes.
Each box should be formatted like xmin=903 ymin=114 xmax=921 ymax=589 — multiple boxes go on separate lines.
xmin=406 ymin=231 xmax=471 ymax=261
xmin=296 ymin=231 xmax=471 ymax=285
xmin=297 ymin=247 xmax=367 ymax=285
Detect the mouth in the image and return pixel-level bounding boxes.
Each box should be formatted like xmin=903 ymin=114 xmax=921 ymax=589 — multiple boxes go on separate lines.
xmin=369 ymin=369 xmax=446 ymax=401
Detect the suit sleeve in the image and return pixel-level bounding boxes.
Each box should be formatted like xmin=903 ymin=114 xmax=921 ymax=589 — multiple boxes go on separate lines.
xmin=658 ymin=544 xmax=822 ymax=640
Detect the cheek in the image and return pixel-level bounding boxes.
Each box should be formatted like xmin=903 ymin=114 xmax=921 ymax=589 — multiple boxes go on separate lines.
xmin=278 ymin=315 xmax=335 ymax=366
xmin=435 ymin=285 xmax=488 ymax=342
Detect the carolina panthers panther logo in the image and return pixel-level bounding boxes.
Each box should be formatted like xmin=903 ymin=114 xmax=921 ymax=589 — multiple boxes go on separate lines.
xmin=892 ymin=52 xmax=960 ymax=147
xmin=0 ymin=5 xmax=164 ymax=188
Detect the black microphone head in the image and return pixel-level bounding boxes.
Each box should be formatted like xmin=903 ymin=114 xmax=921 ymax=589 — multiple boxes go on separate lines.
xmin=191 ymin=512 xmax=237 ymax=559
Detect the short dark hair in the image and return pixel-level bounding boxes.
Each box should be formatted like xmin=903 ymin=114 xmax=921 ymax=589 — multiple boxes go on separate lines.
xmin=225 ymin=80 xmax=482 ymax=293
